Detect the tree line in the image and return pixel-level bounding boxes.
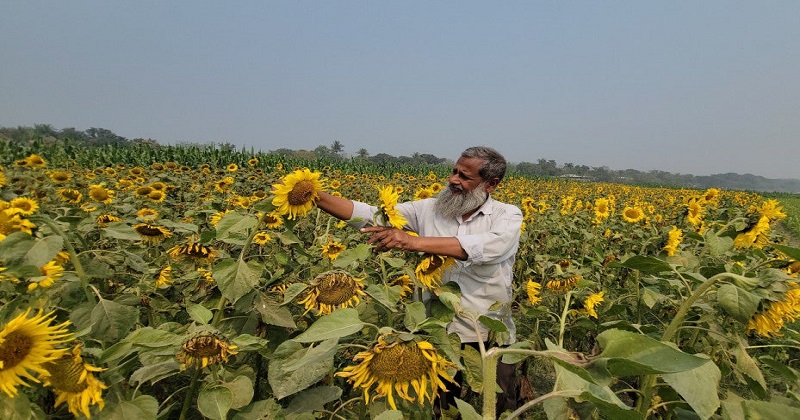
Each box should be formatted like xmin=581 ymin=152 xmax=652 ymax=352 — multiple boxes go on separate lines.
xmin=2 ymin=124 xmax=799 ymax=193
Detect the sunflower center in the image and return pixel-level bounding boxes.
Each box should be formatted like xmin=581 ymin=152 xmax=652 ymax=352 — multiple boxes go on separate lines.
xmin=0 ymin=331 xmax=33 ymax=370
xmin=136 ymin=225 xmax=165 ymax=237
xmin=316 ymin=273 xmax=358 ymax=305
xmin=44 ymin=357 xmax=89 ymax=393
xmin=368 ymin=343 xmax=430 ymax=383
xmin=288 ymin=181 xmax=316 ymax=206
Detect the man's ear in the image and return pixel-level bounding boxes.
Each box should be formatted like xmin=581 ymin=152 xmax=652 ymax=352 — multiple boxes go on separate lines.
xmin=485 ymin=178 xmax=500 ymax=193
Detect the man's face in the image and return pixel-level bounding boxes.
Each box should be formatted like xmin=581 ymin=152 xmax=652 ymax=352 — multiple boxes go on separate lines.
xmin=447 ymin=156 xmax=496 ymax=195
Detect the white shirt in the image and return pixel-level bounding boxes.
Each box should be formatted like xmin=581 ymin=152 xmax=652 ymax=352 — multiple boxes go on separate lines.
xmin=349 ymin=196 xmax=523 ymax=344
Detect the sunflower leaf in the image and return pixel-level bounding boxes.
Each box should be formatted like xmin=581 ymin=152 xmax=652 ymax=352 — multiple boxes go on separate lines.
xmin=293 ymin=308 xmax=364 ymax=343
xmin=198 ymin=385 xmax=233 ymax=420
xmin=268 ymin=340 xmax=335 ymax=399
xmin=214 ymin=258 xmax=261 ymax=304
xmin=90 ymin=298 xmax=139 ymax=342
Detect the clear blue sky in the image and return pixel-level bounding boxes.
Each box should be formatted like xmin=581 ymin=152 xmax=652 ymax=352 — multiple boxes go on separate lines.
xmin=3 ymin=1 xmax=799 ymax=179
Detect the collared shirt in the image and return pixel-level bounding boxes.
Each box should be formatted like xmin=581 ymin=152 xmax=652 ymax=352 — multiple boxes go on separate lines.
xmin=349 ymin=196 xmax=523 ymax=344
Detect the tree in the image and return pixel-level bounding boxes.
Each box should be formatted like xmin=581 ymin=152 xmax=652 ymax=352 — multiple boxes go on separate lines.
xmin=356 ymin=148 xmax=369 ymax=159
xmin=330 ymin=140 xmax=345 ymax=158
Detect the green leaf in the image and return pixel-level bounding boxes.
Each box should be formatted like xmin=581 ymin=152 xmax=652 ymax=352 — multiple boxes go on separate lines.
xmin=773 ymin=244 xmax=800 ymax=261
xmin=732 ymin=343 xmax=766 ymax=397
xmin=231 ymin=399 xmax=285 ymax=420
xmin=0 ymin=392 xmax=40 ymax=420
xmin=365 ymin=283 xmax=399 ymax=312
xmin=595 ymin=329 xmax=707 ymax=376
xmin=255 ymin=292 xmax=296 ymax=328
xmin=186 ymin=302 xmax=213 ymax=325
xmin=198 ymin=386 xmax=233 ymax=420
xmin=22 ymin=235 xmax=63 ymax=267
xmin=0 ymin=232 xmax=35 ymax=263
xmin=742 ymin=399 xmax=800 ymax=419
xmin=716 ymin=284 xmax=761 ymax=323
xmin=374 ymin=411 xmax=405 ymax=420
xmin=454 ymin=398 xmax=482 ymax=420
xmin=268 ymin=340 xmax=335 ymax=399
xmin=292 ymin=308 xmax=364 ymax=343
xmin=105 ymin=395 xmax=159 ymax=420
xmin=124 ymin=327 xmax=182 ymax=347
xmin=130 ymin=360 xmax=180 ymax=385
xmin=620 ymin=255 xmax=672 ymax=274
xmin=90 ymin=298 xmax=139 ymax=342
xmin=552 ymin=362 xmax=636 ymax=419
xmin=403 ymin=301 xmax=427 ymax=332
xmin=758 ymin=355 xmax=799 ymax=382
xmin=478 ymin=315 xmax=508 ymax=333
xmin=285 ymin=386 xmax=342 ymax=414
xmin=215 ymin=212 xmax=258 ymax=245
xmin=460 ymin=344 xmax=483 ymax=393
xmin=103 ymin=222 xmax=142 ymax=241
xmin=662 ymin=357 xmax=721 ymax=419
xmin=221 ymin=376 xmax=254 ymax=410
xmin=214 ymin=258 xmax=261 ymax=304
xmin=704 ymin=230 xmax=734 ymax=256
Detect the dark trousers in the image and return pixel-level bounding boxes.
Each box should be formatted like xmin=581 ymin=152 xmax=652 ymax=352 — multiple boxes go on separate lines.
xmin=438 ymin=342 xmax=518 ymax=416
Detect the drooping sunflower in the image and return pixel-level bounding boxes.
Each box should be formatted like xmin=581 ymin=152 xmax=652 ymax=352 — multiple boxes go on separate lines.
xmin=167 ymin=241 xmax=219 ymax=264
xmin=662 ymin=226 xmax=683 ymax=256
xmin=746 ymin=285 xmax=800 ymax=337
xmin=271 ymin=168 xmax=324 ymax=219
xmin=297 ymin=270 xmax=367 ymax=315
xmin=377 ymin=185 xmax=408 ymax=229
xmin=132 ymin=223 xmax=173 ymax=244
xmin=96 ymin=214 xmax=121 ymax=227
xmin=389 ymin=274 xmax=414 ymax=299
xmin=176 ymin=331 xmax=238 ymax=370
xmin=42 ymin=345 xmax=107 ymax=418
xmin=321 ymin=240 xmax=347 ymax=261
xmin=335 ymin=334 xmax=457 ymax=410
xmin=526 ymin=279 xmax=542 ymax=306
xmin=583 ymin=291 xmax=605 ymax=319
xmin=0 ymin=309 xmax=74 ymax=397
xmin=545 ymin=274 xmax=581 ymax=293
xmin=155 ymin=266 xmax=172 ymax=288
xmin=414 ymin=254 xmax=456 ymax=290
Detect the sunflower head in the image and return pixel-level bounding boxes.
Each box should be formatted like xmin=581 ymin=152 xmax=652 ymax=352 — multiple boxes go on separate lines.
xmin=176 ymin=331 xmax=238 ymax=370
xmin=414 ymin=254 xmax=456 ymax=290
xmin=132 ymin=223 xmax=173 ymax=244
xmin=335 ymin=334 xmax=456 ymax=410
xmin=321 ymin=240 xmax=347 ymax=261
xmin=167 ymin=241 xmax=218 ymax=263
xmin=271 ymin=169 xmax=324 ymax=219
xmin=297 ymin=270 xmax=367 ymax=315
xmin=42 ymin=345 xmax=107 ymax=418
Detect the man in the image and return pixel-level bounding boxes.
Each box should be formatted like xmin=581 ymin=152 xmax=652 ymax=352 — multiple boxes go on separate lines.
xmin=315 ymin=146 xmax=523 ymax=413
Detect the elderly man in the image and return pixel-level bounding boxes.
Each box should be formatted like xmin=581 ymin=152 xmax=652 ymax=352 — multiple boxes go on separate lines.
xmin=315 ymin=146 xmax=523 ymax=413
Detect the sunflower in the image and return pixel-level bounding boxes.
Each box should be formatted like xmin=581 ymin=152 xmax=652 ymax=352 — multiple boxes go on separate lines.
xmin=593 ymin=198 xmax=611 ymax=223
xmin=134 ymin=186 xmax=153 ymax=197
xmin=167 ymin=241 xmax=219 ymax=263
xmin=545 ymin=275 xmax=581 ymax=293
xmin=148 ymin=190 xmax=167 ymax=203
xmin=136 ymin=207 xmax=159 ymax=221
xmin=0 ymin=309 xmax=74 ymax=397
xmin=389 ymin=274 xmax=414 ymax=299
xmin=10 ymin=197 xmax=39 ymax=216
xmin=746 ymin=285 xmax=800 ymax=337
xmin=662 ymin=226 xmax=683 ymax=256
xmin=734 ymin=215 xmax=771 ymax=249
xmin=28 ymin=260 xmax=64 ymax=291
xmin=214 ymin=176 xmax=235 ymax=193
xmin=321 ymin=240 xmax=347 ymax=261
xmin=155 ymin=266 xmax=172 ymax=288
xmin=247 ymin=157 xmax=259 ymax=167
xmin=261 ymin=211 xmax=284 ymax=229
xmin=377 ymin=185 xmax=408 ymax=229
xmin=526 ymin=279 xmax=542 ymax=306
xmin=226 ymin=163 xmax=239 ymax=172
xmin=88 ymin=184 xmax=114 ymax=204
xmin=583 ymin=291 xmax=605 ymax=319
xmin=96 ymin=214 xmax=121 ymax=227
xmin=335 ymin=334 xmax=457 ymax=410
xmin=297 ymin=270 xmax=367 ymax=315
xmin=414 ymin=254 xmax=456 ymax=290
xmin=252 ymin=231 xmax=272 ymax=246
xmin=271 ymin=168 xmax=324 ymax=219
xmin=48 ymin=171 xmax=72 ymax=184
xmin=132 ymin=223 xmax=173 ymax=244
xmin=176 ymin=332 xmax=238 ymax=370
xmin=0 ymin=171 xmax=6 ymax=188
xmin=42 ymin=345 xmax=107 ymax=418
xmin=685 ymin=198 xmax=704 ymax=226
xmin=209 ymin=210 xmax=231 ymax=226
xmin=413 ymin=187 xmax=435 ymax=201
xmin=621 ymin=206 xmax=645 ymax=223
xmin=25 ymin=154 xmax=47 ymax=168
xmin=0 ymin=204 xmax=36 ymax=241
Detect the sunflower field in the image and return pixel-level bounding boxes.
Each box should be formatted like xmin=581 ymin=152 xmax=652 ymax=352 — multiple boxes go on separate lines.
xmin=1 ymin=140 xmax=800 ymax=419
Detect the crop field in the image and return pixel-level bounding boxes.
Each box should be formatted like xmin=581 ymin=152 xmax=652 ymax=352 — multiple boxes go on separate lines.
xmin=1 ymin=141 xmax=800 ymax=419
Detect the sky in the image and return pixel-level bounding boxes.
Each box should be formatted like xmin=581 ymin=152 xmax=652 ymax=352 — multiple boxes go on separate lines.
xmin=2 ymin=1 xmax=799 ymax=180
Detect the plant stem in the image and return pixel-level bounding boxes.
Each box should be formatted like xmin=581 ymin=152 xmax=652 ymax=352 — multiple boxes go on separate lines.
xmin=34 ymin=215 xmax=96 ymax=304
xmin=179 ymin=367 xmax=202 ymax=420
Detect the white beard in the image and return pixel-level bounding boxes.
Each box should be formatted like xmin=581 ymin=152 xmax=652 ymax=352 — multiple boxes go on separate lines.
xmin=434 ymin=182 xmax=489 ymax=220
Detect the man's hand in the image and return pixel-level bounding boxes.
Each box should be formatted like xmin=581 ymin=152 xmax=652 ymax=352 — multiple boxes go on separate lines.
xmin=361 ymin=226 xmax=417 ymax=252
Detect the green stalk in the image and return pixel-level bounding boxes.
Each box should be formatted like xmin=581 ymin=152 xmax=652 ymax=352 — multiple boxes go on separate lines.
xmin=179 ymin=367 xmax=202 ymax=420
xmin=33 ymin=215 xmax=96 ymax=304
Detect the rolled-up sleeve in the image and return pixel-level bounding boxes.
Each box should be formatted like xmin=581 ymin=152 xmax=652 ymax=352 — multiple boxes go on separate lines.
xmin=347 ymin=201 xmax=378 ymax=228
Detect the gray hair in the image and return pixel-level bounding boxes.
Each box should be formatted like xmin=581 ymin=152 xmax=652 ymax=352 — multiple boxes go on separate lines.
xmin=461 ymin=146 xmax=507 ymax=182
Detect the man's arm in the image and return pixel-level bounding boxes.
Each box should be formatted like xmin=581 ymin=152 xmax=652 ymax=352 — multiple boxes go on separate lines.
xmin=315 ymin=191 xmax=355 ymax=220
xmin=361 ymin=226 xmax=468 ymax=260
